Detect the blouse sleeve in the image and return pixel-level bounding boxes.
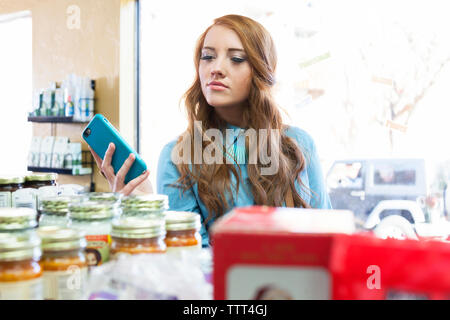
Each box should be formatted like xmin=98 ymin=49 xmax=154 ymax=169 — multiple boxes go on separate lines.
xmin=156 ymin=140 xmax=210 ymax=246
xmin=290 ymin=127 xmax=333 ymax=209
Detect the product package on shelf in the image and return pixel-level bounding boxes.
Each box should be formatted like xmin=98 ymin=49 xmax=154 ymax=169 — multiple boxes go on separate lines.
xmin=211 ymin=206 xmax=355 ymax=300
xmin=51 ymin=137 xmax=69 ymax=169
xmin=39 ymin=136 xmax=55 ymax=168
xmin=28 ymin=136 xmax=42 ymax=167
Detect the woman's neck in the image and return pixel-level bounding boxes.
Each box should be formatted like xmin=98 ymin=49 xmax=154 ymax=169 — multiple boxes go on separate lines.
xmin=213 ymin=102 xmax=246 ymax=128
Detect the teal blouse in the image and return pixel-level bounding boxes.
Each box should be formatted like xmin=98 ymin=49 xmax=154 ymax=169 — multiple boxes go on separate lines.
xmin=157 ymin=124 xmax=332 ymax=247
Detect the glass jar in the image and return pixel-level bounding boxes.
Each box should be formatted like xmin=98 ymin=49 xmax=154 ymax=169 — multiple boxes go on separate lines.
xmin=0 ymin=208 xmax=37 ymax=232
xmin=110 ymin=217 xmax=166 ymax=258
xmin=119 ymin=194 xmax=168 ymax=218
xmin=38 ymin=196 xmax=82 ymax=228
xmin=0 ymin=176 xmax=25 ymax=208
xmin=0 ymin=232 xmax=43 ymax=300
xmin=68 ymin=201 xmax=115 ymax=267
xmin=36 ymin=186 xmax=62 ymax=220
xmin=164 ymin=211 xmax=202 ymax=252
xmin=37 ymin=226 xmax=88 ymax=300
xmin=24 ymin=173 xmax=57 ymax=189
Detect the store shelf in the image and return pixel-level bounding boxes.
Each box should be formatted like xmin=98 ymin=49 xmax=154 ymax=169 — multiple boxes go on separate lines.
xmin=27 ymin=115 xmax=90 ymax=123
xmin=27 ymin=166 xmax=92 ymax=176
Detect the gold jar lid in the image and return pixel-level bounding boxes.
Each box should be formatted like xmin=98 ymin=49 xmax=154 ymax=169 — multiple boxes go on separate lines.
xmin=37 ymin=226 xmax=86 ymax=252
xmin=25 ymin=173 xmax=58 ymax=182
xmin=0 ymin=232 xmax=41 ymax=261
xmin=69 ymin=201 xmax=115 ymax=220
xmin=88 ymin=192 xmax=121 ymax=203
xmin=0 ymin=208 xmax=37 ymax=230
xmin=111 ymin=217 xmax=165 ymax=239
xmin=120 ymin=194 xmax=168 ymax=210
xmin=0 ymin=175 xmax=25 ymax=185
xmin=164 ymin=211 xmax=201 ymax=231
xmin=40 ymin=195 xmax=82 ymax=216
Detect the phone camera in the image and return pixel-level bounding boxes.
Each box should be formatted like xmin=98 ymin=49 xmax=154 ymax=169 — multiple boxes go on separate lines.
xmin=84 ymin=128 xmax=91 ymax=137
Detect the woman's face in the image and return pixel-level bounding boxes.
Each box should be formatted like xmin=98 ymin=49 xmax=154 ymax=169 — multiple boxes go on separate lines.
xmin=199 ymin=25 xmax=252 ymax=109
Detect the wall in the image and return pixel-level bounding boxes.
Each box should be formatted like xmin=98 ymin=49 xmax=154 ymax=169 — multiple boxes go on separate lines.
xmin=0 ymin=0 xmax=121 ymax=191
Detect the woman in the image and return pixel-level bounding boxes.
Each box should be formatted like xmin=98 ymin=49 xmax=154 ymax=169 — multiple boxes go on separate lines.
xmin=91 ymin=14 xmax=332 ymax=247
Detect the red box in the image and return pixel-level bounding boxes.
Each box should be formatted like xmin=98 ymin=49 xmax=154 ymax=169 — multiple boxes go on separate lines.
xmin=211 ymin=206 xmax=355 ymax=300
xmin=212 ymin=206 xmax=450 ymax=300
xmin=330 ymin=233 xmax=450 ymax=300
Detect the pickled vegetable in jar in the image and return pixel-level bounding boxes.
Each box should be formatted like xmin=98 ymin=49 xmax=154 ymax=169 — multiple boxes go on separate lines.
xmin=0 ymin=176 xmax=24 ymax=208
xmin=0 ymin=208 xmax=37 ymax=232
xmin=37 ymin=226 xmax=87 ymax=300
xmin=164 ymin=211 xmax=202 ymax=252
xmin=68 ymin=201 xmax=115 ymax=267
xmin=119 ymin=194 xmax=168 ymax=218
xmin=110 ymin=217 xmax=166 ymax=258
xmin=0 ymin=232 xmax=43 ymax=300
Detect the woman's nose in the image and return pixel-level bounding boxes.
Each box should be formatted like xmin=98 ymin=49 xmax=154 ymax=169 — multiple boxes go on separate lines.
xmin=210 ymin=58 xmax=226 ymax=77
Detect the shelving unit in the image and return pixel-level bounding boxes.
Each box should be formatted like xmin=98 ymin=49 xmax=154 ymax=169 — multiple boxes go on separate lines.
xmin=27 ymin=115 xmax=90 ymax=123
xmin=27 ymin=119 xmax=96 ymax=191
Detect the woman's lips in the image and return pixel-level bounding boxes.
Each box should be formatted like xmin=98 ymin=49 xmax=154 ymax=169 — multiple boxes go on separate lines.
xmin=208 ymin=81 xmax=228 ymax=91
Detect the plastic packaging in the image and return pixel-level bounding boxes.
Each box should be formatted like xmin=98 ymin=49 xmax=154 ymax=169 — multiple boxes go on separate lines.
xmin=85 ymin=250 xmax=212 ymax=300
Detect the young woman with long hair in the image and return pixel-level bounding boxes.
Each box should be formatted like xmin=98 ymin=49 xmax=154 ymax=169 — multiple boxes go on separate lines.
xmin=91 ymin=14 xmax=332 ymax=247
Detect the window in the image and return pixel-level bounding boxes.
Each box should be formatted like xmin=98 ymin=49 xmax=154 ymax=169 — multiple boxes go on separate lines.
xmin=0 ymin=11 xmax=32 ymax=174
xmin=138 ymin=0 xmax=450 ymax=205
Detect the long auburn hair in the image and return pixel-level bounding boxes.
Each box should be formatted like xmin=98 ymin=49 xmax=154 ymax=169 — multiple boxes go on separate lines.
xmin=173 ymin=14 xmax=310 ymax=223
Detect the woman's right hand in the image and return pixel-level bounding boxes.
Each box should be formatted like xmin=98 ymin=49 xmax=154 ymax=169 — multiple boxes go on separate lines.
xmin=89 ymin=143 xmax=150 ymax=196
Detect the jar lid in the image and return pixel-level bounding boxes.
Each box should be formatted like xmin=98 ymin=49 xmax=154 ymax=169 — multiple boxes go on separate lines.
xmin=111 ymin=217 xmax=165 ymax=239
xmin=40 ymin=195 xmax=82 ymax=216
xmin=37 ymin=226 xmax=86 ymax=251
xmin=0 ymin=208 xmax=37 ymax=230
xmin=120 ymin=207 xmax=165 ymax=218
xmin=88 ymin=192 xmax=121 ymax=203
xmin=0 ymin=232 xmax=41 ymax=261
xmin=25 ymin=173 xmax=58 ymax=182
xmin=165 ymin=211 xmax=201 ymax=231
xmin=120 ymin=194 xmax=168 ymax=210
xmin=69 ymin=201 xmax=115 ymax=220
xmin=0 ymin=175 xmax=25 ymax=185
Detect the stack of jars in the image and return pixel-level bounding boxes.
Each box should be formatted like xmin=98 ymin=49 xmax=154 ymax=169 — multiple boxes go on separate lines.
xmin=0 ymin=173 xmax=57 ymax=210
xmin=0 ymin=207 xmax=42 ymax=299
xmin=109 ymin=194 xmax=202 ymax=256
xmin=0 ymin=192 xmax=204 ymax=300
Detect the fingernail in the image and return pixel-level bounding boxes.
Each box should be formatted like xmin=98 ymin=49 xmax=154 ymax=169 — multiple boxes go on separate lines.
xmin=130 ymin=153 xmax=135 ymax=159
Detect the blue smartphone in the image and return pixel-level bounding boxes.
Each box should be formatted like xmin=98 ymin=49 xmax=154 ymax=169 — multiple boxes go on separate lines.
xmin=82 ymin=114 xmax=147 ymax=184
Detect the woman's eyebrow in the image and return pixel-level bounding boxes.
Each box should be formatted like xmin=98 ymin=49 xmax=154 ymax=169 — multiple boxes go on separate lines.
xmin=202 ymin=46 xmax=245 ymax=53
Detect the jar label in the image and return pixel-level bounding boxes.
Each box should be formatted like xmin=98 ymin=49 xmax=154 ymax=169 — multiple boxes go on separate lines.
xmin=166 ymin=243 xmax=202 ymax=255
xmin=43 ymin=266 xmax=88 ymax=300
xmin=0 ymin=191 xmax=12 ymax=208
xmin=85 ymin=234 xmax=111 ymax=267
xmin=0 ymin=278 xmax=43 ymax=300
xmin=12 ymin=189 xmax=37 ymax=210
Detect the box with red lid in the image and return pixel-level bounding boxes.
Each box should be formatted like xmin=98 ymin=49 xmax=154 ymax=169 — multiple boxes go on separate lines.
xmin=330 ymin=233 xmax=450 ymax=300
xmin=211 ymin=206 xmax=355 ymax=300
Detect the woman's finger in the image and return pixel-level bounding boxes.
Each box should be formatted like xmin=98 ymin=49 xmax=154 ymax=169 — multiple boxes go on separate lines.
xmin=88 ymin=146 xmax=103 ymax=169
xmin=101 ymin=143 xmax=116 ymax=178
xmin=121 ymin=170 xmax=150 ymax=196
xmin=116 ymin=153 xmax=136 ymax=183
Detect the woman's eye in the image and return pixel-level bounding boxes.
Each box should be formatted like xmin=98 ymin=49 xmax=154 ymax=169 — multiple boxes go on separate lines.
xmin=200 ymin=55 xmax=214 ymax=61
xmin=231 ymin=57 xmax=246 ymax=63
